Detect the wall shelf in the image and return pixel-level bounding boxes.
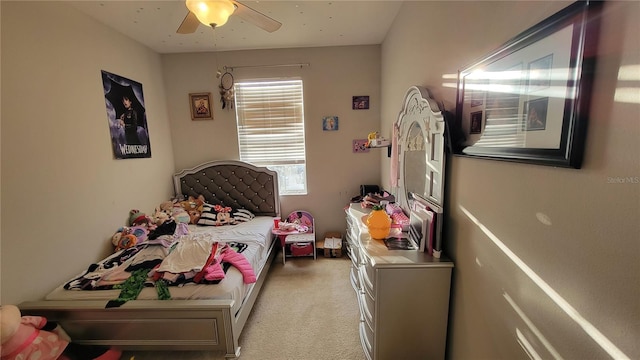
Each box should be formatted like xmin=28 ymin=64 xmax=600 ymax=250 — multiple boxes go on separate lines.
xmin=368 ymin=144 xmax=391 ymax=157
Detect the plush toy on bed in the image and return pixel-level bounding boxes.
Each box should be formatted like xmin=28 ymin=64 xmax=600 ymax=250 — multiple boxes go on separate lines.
xmin=157 ymin=199 xmax=190 ymax=224
xmin=152 ymin=210 xmax=170 ymax=226
xmin=180 ymin=195 xmax=206 ymax=224
xmin=0 ymin=304 xmax=122 ymax=360
xmin=128 ymin=209 xmax=154 ymax=229
xmin=111 ymin=226 xmax=148 ymax=252
xmin=171 ymin=206 xmax=190 ymax=224
xmin=157 ymin=200 xmax=174 ymax=214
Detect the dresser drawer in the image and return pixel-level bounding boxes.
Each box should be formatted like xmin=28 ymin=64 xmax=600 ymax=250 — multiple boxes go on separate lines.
xmin=360 ymin=289 xmax=374 ymax=327
xmin=347 ymin=242 xmax=360 ymax=266
xmin=350 ymin=265 xmax=360 ymax=292
xmin=359 ymin=321 xmax=373 ymax=360
xmin=363 ymin=290 xmax=375 ymax=326
xmin=360 ymin=263 xmax=375 ymax=295
xmin=358 ymin=265 xmax=373 ymax=292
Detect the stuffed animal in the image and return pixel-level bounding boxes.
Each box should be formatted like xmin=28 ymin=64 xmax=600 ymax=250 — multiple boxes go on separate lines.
xmin=158 ymin=200 xmax=174 ymax=214
xmin=180 ymin=195 xmax=205 ymax=224
xmin=187 ymin=209 xmax=202 ymax=225
xmin=128 ymin=209 xmax=153 ymax=228
xmin=365 ymin=131 xmax=379 ymax=147
xmin=157 ymin=199 xmax=190 ymax=224
xmin=0 ymin=304 xmax=121 ymax=360
xmin=111 ymin=226 xmax=148 ymax=252
xmin=112 ymin=233 xmax=137 ymax=252
xmin=152 ymin=210 xmax=170 ymax=226
xmin=171 ymin=206 xmax=191 ymax=224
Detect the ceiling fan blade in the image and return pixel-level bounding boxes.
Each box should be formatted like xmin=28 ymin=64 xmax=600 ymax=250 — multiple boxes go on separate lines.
xmin=231 ymin=1 xmax=282 ymax=33
xmin=177 ymin=11 xmax=200 ymax=34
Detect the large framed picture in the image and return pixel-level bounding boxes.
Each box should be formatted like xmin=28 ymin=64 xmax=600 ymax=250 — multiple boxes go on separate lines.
xmin=189 ymin=92 xmax=213 ymax=120
xmin=454 ymin=0 xmax=602 ymax=168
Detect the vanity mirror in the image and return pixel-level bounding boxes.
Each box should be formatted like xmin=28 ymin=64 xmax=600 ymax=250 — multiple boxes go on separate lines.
xmin=394 ymin=86 xmax=447 ymax=256
xmin=395 ymin=86 xmax=446 ymax=213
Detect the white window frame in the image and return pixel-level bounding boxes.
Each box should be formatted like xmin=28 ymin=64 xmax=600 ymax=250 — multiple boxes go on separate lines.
xmin=234 ymin=79 xmax=308 ymax=195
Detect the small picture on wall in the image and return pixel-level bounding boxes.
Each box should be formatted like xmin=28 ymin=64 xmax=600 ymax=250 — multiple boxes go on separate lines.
xmin=470 ymin=111 xmax=483 ymax=134
xmin=353 ymin=139 xmax=370 ymax=153
xmin=189 ymin=92 xmax=213 ymax=120
xmin=527 ymin=54 xmax=553 ymax=93
xmin=524 ymin=97 xmax=548 ymax=131
xmin=352 ymin=96 xmax=369 ymax=110
xmin=470 ymin=91 xmax=484 ymax=107
xmin=323 ymin=116 xmax=339 ymax=131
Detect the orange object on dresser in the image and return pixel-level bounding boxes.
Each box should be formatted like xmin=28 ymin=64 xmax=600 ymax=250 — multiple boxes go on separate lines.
xmin=366 ymin=205 xmax=391 ymax=239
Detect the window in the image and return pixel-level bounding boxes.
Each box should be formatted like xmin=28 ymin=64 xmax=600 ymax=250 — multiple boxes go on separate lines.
xmin=235 ymin=79 xmax=307 ymax=195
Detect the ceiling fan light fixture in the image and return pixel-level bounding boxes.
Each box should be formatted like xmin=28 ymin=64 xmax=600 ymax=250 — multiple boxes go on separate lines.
xmin=186 ymin=0 xmax=236 ymax=28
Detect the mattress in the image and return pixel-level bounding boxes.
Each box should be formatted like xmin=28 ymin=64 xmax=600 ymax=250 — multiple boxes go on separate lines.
xmin=45 ymin=216 xmax=275 ymax=314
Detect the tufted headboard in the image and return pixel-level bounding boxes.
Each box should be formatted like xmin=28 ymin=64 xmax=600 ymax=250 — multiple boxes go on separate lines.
xmin=173 ymin=160 xmax=280 ymax=217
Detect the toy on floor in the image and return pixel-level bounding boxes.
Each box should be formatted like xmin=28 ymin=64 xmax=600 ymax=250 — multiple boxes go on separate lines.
xmin=0 ymin=304 xmax=122 ymax=360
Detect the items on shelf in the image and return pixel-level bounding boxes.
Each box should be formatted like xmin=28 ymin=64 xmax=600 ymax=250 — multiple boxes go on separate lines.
xmin=365 ymin=131 xmax=390 ymax=148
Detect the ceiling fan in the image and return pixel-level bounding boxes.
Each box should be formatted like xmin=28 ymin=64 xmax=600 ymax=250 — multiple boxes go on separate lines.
xmin=177 ymin=0 xmax=282 ymax=33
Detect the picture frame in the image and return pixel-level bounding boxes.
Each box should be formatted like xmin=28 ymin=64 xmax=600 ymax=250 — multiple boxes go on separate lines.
xmin=352 ymin=96 xmax=369 ymax=110
xmin=353 ymin=139 xmax=370 ymax=153
xmin=454 ymin=0 xmax=602 ymax=168
xmin=189 ymin=92 xmax=213 ymax=120
xmin=323 ymin=116 xmax=339 ymax=131
xmin=470 ymin=111 xmax=483 ymax=134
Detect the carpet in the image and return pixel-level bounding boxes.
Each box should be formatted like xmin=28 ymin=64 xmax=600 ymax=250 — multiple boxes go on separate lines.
xmin=121 ymin=255 xmax=364 ymax=360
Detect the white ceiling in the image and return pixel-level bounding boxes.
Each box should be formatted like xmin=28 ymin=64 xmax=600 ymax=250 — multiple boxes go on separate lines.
xmin=68 ymin=0 xmax=404 ymax=54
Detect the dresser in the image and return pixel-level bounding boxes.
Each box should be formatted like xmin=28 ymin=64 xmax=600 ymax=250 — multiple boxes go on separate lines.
xmin=346 ymin=203 xmax=453 ymax=360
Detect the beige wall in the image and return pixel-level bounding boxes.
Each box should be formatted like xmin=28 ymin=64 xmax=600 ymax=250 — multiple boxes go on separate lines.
xmin=162 ymin=46 xmax=382 ymax=237
xmin=381 ymin=1 xmax=639 ymax=359
xmin=1 ymin=1 xmax=175 ymax=304
xmin=1 ymin=1 xmax=638 ymax=358
xmin=0 ymin=2 xmax=381 ymax=304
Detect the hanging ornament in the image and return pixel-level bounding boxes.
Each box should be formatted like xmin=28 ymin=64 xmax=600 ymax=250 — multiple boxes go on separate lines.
xmin=219 ymin=71 xmax=234 ymax=110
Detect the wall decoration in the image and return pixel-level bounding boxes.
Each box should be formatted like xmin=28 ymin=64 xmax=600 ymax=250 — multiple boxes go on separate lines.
xmin=102 ymin=70 xmax=152 ymax=159
xmin=353 ymin=139 xmax=370 ymax=153
xmin=523 ymin=97 xmax=548 ymax=131
xmin=323 ymin=116 xmax=339 ymax=131
xmin=352 ymin=96 xmax=369 ymax=110
xmin=470 ymin=111 xmax=483 ymax=134
xmin=189 ymin=92 xmax=213 ymax=120
xmin=454 ymin=0 xmax=602 ymax=168
xmin=219 ymin=70 xmax=234 ymax=110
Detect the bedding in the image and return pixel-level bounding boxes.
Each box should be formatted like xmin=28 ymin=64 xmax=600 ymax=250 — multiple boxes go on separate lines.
xmin=19 ymin=160 xmax=281 ymax=359
xmin=45 ymin=218 xmax=274 ymax=315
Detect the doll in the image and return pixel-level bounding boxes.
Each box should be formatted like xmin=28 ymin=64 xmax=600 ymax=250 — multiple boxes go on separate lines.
xmin=0 ymin=304 xmax=121 ymax=360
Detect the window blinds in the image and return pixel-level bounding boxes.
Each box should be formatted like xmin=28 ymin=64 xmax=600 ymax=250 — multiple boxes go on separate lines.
xmin=235 ymin=80 xmax=306 ymax=166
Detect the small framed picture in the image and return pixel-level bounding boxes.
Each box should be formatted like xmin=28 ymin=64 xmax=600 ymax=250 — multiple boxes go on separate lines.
xmin=189 ymin=92 xmax=213 ymax=120
xmin=470 ymin=111 xmax=483 ymax=134
xmin=524 ymin=97 xmax=548 ymax=131
xmin=352 ymin=96 xmax=369 ymax=110
xmin=353 ymin=139 xmax=370 ymax=153
xmin=323 ymin=116 xmax=339 ymax=131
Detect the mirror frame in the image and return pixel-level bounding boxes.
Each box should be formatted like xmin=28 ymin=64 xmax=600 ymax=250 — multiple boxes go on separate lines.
xmin=395 ymin=86 xmax=446 ymax=213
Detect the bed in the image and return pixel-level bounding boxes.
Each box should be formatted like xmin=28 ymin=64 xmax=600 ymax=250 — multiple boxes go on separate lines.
xmin=18 ymin=160 xmax=280 ymax=359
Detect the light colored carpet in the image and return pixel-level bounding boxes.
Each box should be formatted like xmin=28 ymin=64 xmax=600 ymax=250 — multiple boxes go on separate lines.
xmin=121 ymin=255 xmax=365 ymax=360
